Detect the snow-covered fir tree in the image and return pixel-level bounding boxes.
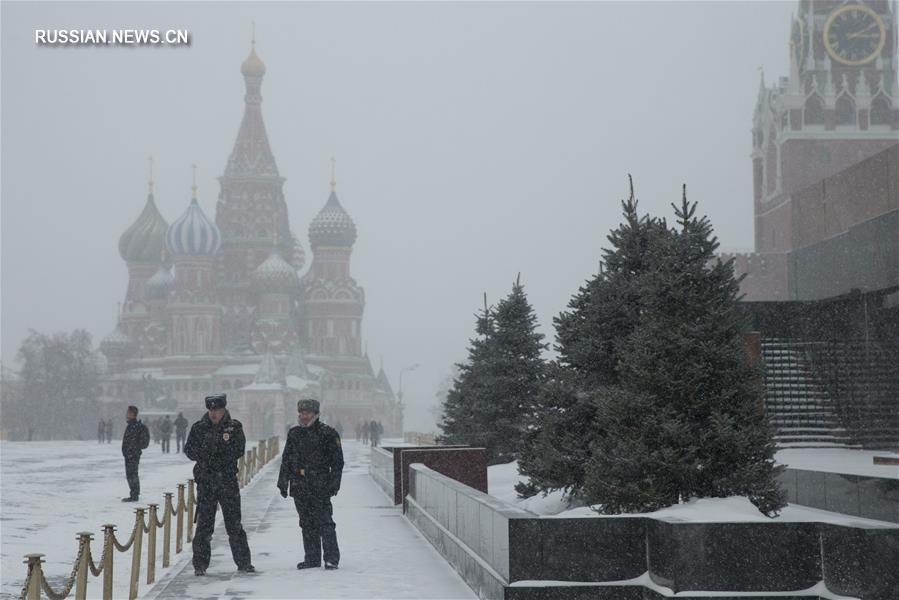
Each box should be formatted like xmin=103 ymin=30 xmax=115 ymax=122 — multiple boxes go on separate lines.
xmin=587 ymin=188 xmax=784 ymax=515
xmin=518 ymin=178 xmax=667 ymax=498
xmin=439 ymin=279 xmax=547 ymax=465
xmin=519 ymin=180 xmax=785 ymax=516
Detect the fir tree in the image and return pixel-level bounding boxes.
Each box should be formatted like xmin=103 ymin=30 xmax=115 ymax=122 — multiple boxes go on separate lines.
xmin=489 ymin=275 xmax=548 ymax=462
xmin=439 ymin=279 xmax=547 ymax=465
xmin=438 ymin=296 xmax=495 ymax=450
xmin=518 ymin=177 xmax=667 ymax=497
xmin=584 ymin=187 xmax=785 ymax=516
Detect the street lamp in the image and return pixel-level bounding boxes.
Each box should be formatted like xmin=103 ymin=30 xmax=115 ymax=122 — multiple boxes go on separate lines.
xmin=397 ymin=363 xmax=420 ymax=408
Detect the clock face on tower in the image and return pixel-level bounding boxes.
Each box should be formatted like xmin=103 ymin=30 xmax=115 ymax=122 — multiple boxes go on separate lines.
xmin=823 ymin=4 xmax=886 ymax=66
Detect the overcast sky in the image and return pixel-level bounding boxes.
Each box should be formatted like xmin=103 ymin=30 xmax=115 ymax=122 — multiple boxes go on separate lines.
xmin=2 ymin=1 xmax=796 ymax=430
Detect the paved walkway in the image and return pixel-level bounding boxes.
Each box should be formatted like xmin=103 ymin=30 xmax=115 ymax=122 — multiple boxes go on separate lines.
xmin=144 ymin=440 xmax=475 ymax=600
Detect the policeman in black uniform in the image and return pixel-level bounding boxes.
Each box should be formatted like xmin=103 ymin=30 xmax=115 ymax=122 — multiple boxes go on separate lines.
xmin=278 ymin=398 xmax=344 ymax=570
xmin=184 ymin=393 xmax=254 ymax=575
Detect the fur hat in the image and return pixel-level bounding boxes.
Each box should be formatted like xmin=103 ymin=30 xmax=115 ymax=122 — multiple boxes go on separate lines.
xmin=297 ymin=398 xmax=320 ymax=413
xmin=205 ymin=394 xmax=227 ymax=410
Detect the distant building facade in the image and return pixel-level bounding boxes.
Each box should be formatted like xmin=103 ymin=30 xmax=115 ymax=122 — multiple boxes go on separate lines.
xmin=721 ymin=0 xmax=899 ymax=301
xmin=100 ymin=42 xmax=402 ymax=439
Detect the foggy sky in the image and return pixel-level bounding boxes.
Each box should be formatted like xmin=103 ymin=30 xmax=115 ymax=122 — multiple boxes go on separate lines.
xmin=2 ymin=1 xmax=796 ymax=431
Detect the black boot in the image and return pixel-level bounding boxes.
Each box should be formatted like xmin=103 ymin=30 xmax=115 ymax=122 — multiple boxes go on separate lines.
xmin=121 ymin=496 xmax=138 ymax=502
xmin=194 ymin=567 xmax=206 ymax=576
xmin=238 ymin=564 xmax=255 ymax=573
xmin=324 ymin=561 xmax=339 ymax=570
xmin=296 ymin=561 xmax=320 ymax=570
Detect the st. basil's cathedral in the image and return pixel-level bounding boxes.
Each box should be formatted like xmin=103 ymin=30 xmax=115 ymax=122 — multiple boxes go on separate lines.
xmin=99 ymin=40 xmax=402 ymax=439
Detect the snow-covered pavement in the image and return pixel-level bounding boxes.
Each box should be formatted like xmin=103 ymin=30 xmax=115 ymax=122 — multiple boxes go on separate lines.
xmin=146 ymin=439 xmax=475 ymax=599
xmin=1 ymin=439 xmax=475 ymax=600
xmin=1 ymin=439 xmax=197 ymax=600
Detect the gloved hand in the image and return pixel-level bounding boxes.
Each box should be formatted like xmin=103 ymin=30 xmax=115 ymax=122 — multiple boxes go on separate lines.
xmin=328 ymin=482 xmax=339 ymax=497
xmin=279 ymin=487 xmax=288 ymax=498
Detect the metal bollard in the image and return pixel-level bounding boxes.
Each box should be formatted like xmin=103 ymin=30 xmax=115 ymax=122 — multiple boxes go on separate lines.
xmin=75 ymin=532 xmax=93 ymax=600
xmin=23 ymin=554 xmax=44 ymax=600
xmin=128 ymin=507 xmax=145 ymax=600
xmin=176 ymin=484 xmax=185 ymax=554
xmin=162 ymin=494 xmax=173 ymax=567
xmin=146 ymin=504 xmax=158 ymax=584
xmin=186 ymin=480 xmax=195 ymax=543
xmin=102 ymin=524 xmax=116 ymax=600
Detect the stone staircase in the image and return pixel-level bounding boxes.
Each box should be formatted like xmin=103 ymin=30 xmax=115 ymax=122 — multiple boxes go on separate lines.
xmin=808 ymin=339 xmax=899 ymax=450
xmin=761 ymin=339 xmax=859 ymax=448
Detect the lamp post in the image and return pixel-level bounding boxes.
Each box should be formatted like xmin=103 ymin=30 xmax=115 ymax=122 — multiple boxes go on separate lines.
xmin=397 ymin=363 xmax=420 ymax=409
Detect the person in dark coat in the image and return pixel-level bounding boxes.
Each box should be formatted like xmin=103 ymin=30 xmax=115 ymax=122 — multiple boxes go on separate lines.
xmin=98 ymin=419 xmax=106 ymax=444
xmin=185 ymin=394 xmax=254 ymax=576
xmin=278 ymin=398 xmax=344 ymax=571
xmin=174 ymin=412 xmax=189 ymax=453
xmin=160 ymin=416 xmax=173 ymax=453
xmin=121 ymin=406 xmax=150 ymax=502
xmin=105 ymin=419 xmax=113 ymax=443
xmin=369 ymin=419 xmax=381 ymax=447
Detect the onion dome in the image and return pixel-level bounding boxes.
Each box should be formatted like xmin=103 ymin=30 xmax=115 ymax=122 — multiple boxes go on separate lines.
xmin=144 ymin=263 xmax=174 ymax=301
xmin=119 ymin=191 xmax=169 ymax=263
xmin=241 ymin=41 xmax=266 ymax=78
xmin=309 ymin=190 xmax=357 ymax=248
xmin=250 ymin=246 xmax=300 ymax=294
xmin=166 ymin=174 xmax=221 ymax=256
xmin=100 ymin=323 xmax=135 ymax=357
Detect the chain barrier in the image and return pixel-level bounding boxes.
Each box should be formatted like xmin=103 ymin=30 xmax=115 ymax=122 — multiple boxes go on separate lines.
xmin=18 ymin=558 xmax=35 ymax=600
xmin=18 ymin=436 xmax=278 ymax=600
xmin=111 ymin=521 xmax=137 ymax=553
xmin=33 ymin=533 xmax=87 ymax=600
xmin=87 ymin=540 xmax=105 ymax=577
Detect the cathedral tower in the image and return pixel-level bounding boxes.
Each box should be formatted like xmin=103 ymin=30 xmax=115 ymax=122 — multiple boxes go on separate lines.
xmin=216 ymin=37 xmax=304 ymax=352
xmin=117 ymin=160 xmax=168 ymax=352
xmin=166 ymin=170 xmax=222 ymax=354
xmin=302 ymin=165 xmax=365 ymax=361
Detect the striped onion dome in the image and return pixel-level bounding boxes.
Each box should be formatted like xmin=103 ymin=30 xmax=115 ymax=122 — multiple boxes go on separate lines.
xmin=144 ymin=264 xmax=174 ymax=301
xmin=250 ymin=247 xmax=299 ymax=294
xmin=119 ymin=194 xmax=169 ymax=263
xmin=165 ymin=198 xmax=221 ymax=257
xmin=308 ymin=191 xmax=357 ymax=248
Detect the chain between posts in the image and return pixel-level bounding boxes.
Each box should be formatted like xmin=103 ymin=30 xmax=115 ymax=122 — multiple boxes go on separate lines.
xmin=36 ymin=532 xmax=87 ymax=600
xmin=18 ymin=435 xmax=278 ymax=600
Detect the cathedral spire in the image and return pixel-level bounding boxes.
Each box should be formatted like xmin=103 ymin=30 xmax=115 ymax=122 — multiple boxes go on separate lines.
xmin=148 ymin=156 xmax=155 ymax=195
xmin=225 ymin=32 xmax=278 ymax=179
xmin=330 ymin=157 xmax=337 ymax=192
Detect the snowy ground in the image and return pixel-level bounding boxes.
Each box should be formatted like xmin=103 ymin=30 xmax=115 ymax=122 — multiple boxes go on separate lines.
xmin=1 ymin=439 xmax=197 ymax=600
xmin=1 ymin=439 xmax=475 ymax=600
xmin=487 ymin=459 xmax=898 ymax=526
xmin=775 ymin=448 xmax=899 ymax=479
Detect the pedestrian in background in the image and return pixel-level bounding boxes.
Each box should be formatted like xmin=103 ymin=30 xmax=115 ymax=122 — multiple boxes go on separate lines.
xmin=174 ymin=412 xmax=188 ymax=453
xmin=121 ymin=406 xmax=150 ymax=502
xmin=160 ymin=415 xmax=173 ymax=453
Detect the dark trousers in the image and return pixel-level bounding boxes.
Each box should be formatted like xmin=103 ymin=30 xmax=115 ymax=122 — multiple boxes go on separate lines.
xmin=176 ymin=433 xmax=186 ymax=453
xmin=161 ymin=438 xmax=170 ymax=453
xmin=124 ymin=457 xmax=140 ymax=499
xmin=294 ymin=494 xmax=339 ymax=566
xmin=192 ymin=477 xmax=251 ymax=570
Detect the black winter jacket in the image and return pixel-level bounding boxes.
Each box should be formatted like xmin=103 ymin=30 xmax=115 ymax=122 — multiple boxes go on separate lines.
xmin=184 ymin=411 xmax=246 ymax=483
xmin=277 ymin=419 xmax=344 ymax=498
xmin=122 ymin=419 xmax=150 ymax=459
